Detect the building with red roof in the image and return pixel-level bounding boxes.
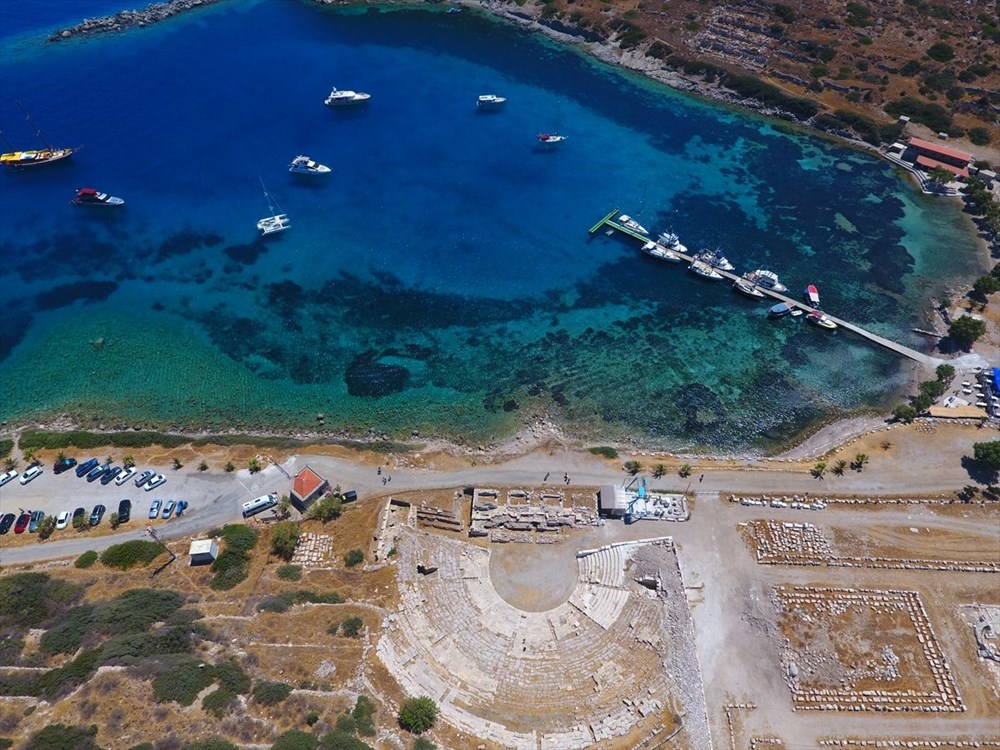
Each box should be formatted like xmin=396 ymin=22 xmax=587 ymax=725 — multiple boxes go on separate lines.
xmin=290 ymin=466 xmax=329 ymax=512
xmin=905 ymin=137 xmax=971 ymax=177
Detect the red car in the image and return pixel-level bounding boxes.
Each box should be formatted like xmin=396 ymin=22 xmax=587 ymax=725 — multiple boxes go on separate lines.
xmin=14 ymin=512 xmax=31 ymax=534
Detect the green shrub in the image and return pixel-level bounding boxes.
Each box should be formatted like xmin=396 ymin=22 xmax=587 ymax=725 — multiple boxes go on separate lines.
xmin=202 ymin=687 xmax=237 ymax=718
xmin=353 ymin=694 xmax=376 ymax=736
xmin=258 ymin=590 xmax=344 ymax=613
xmin=0 ymin=439 xmax=13 ymax=459
xmin=153 ymin=659 xmax=217 ymax=706
xmin=307 ymin=496 xmax=343 ymax=522
xmin=98 ymin=589 xmax=184 ymax=636
xmin=926 ymin=42 xmax=954 ymax=62
xmin=885 ymin=96 xmax=951 ymax=131
xmin=253 ymin=680 xmax=292 ymax=705
xmin=276 ymin=564 xmax=302 ymax=581
xmin=412 ymin=738 xmax=436 ymax=750
xmin=271 ymin=730 xmax=319 ymax=750
xmin=183 ymin=740 xmax=239 ymax=750
xmin=335 ymin=714 xmax=357 ymax=734
xmin=398 ymin=696 xmax=437 ymax=734
xmin=319 ymin=733 xmax=373 ymax=750
xmin=210 ymin=525 xmax=259 ymax=590
xmin=99 ymin=625 xmax=193 ymax=664
xmin=588 ymin=446 xmax=618 ymax=459
xmin=214 ymin=660 xmax=251 ymax=694
xmin=344 ymin=549 xmax=364 ymax=568
xmin=340 ymin=617 xmax=364 ymax=638
xmin=39 ymin=604 xmax=96 ymax=654
xmin=74 ymin=551 xmax=98 ymax=569
xmin=0 ymin=739 xmax=13 ymax=750
xmin=36 ymin=648 xmax=101 ymax=699
xmin=969 ymin=126 xmax=992 ymax=146
xmin=0 ymin=636 xmax=24 ymax=665
xmin=23 ymin=723 xmax=100 ymax=750
xmin=270 ymin=521 xmax=301 ymax=562
xmin=99 ymin=541 xmax=164 ymax=570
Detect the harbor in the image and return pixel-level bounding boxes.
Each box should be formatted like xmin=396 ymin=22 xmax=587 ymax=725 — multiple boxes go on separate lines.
xmin=590 ymin=209 xmax=951 ymax=369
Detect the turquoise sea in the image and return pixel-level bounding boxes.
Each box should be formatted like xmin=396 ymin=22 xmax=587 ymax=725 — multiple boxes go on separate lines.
xmin=0 ymin=0 xmax=983 ymax=453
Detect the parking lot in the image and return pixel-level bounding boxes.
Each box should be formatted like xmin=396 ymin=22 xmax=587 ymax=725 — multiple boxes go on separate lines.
xmin=0 ymin=459 xmax=292 ymax=560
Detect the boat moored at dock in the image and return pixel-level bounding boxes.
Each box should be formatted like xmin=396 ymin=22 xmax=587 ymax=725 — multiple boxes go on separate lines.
xmin=695 ymin=248 xmax=735 ymax=271
xmin=657 ymin=230 xmax=688 ymax=254
xmin=807 ymin=310 xmax=837 ymax=329
xmin=689 ymin=260 xmax=723 ymax=280
xmin=642 ymin=240 xmax=681 ymax=262
xmin=733 ymin=276 xmax=765 ymax=298
xmin=618 ymin=214 xmax=648 ymax=235
xmin=804 ymin=284 xmax=820 ymax=307
xmin=748 ymin=269 xmax=787 ymax=293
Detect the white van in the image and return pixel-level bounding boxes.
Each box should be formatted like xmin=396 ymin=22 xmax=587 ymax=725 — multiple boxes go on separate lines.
xmin=241 ymin=492 xmax=278 ymax=519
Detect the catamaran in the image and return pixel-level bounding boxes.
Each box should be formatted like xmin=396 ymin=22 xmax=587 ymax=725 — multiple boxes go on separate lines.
xmin=256 ymin=177 xmax=290 ymax=236
xmin=0 ymin=103 xmax=77 ymax=168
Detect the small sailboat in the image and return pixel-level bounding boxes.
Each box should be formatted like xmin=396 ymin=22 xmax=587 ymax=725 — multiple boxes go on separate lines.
xmin=537 ymin=102 xmax=566 ymax=146
xmin=288 ymin=155 xmax=330 ymax=175
xmin=0 ymin=102 xmax=77 ymax=168
xmin=256 ymin=177 xmax=290 ymax=236
xmin=71 ymin=187 xmax=123 ymax=207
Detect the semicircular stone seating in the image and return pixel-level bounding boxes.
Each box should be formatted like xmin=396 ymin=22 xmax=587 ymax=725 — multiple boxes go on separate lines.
xmin=377 ymin=531 xmax=701 ymax=749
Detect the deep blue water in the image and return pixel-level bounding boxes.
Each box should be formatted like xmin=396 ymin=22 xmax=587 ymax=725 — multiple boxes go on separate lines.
xmin=0 ymin=0 xmax=982 ymax=452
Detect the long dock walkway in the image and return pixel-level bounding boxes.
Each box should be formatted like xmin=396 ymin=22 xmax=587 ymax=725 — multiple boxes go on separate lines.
xmin=591 ymin=210 xmax=944 ymax=368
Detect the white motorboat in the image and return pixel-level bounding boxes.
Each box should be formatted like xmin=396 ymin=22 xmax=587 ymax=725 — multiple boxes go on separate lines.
xmin=696 ymin=248 xmax=735 ymax=272
xmin=257 ymin=177 xmax=290 ymax=236
xmin=749 ymin=269 xmax=787 ymax=293
xmin=325 ymin=88 xmax=371 ymax=106
xmin=642 ymin=240 xmax=681 ymax=262
xmin=536 ymin=132 xmax=567 ymax=144
xmin=618 ymin=214 xmax=649 ymax=235
xmin=657 ymin=230 xmax=688 ymax=254
xmin=733 ymin=277 xmax=765 ymax=298
xmin=477 ymin=94 xmax=506 ymax=109
xmin=288 ymin=155 xmax=331 ymax=175
xmin=689 ymin=260 xmax=723 ymax=280
xmin=807 ymin=310 xmax=837 ymax=329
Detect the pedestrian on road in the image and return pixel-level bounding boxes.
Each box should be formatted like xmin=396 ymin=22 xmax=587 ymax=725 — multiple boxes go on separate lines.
xmin=377 ymin=466 xmax=381 ymax=476
xmin=544 ymin=472 xmax=549 ymax=481
xmin=699 ymin=474 xmax=704 ymax=482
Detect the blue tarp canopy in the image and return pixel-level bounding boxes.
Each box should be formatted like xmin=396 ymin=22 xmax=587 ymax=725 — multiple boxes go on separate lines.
xmin=992 ymin=367 xmax=1000 ymax=394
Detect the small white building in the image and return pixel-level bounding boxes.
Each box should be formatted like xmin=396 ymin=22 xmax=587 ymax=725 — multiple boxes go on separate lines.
xmin=188 ymin=538 xmax=218 ymax=566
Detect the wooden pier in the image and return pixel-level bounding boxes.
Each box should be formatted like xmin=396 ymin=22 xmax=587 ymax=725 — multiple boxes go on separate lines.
xmin=592 ymin=210 xmax=943 ymax=368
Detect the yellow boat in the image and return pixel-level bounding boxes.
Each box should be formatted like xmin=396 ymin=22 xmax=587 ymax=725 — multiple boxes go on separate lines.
xmin=0 ymin=146 xmax=76 ymax=168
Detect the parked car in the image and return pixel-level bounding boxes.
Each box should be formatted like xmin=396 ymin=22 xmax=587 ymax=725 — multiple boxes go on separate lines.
xmin=134 ymin=469 xmax=155 ymax=487
xmin=117 ymin=499 xmax=132 ymax=524
xmin=161 ymin=500 xmax=177 ymax=519
xmin=55 ymin=510 xmax=71 ymax=530
xmin=0 ymin=513 xmax=15 ymax=534
xmin=115 ymin=467 xmax=136 ymax=486
xmin=89 ymin=504 xmax=106 ymax=526
xmin=100 ymin=466 xmax=122 ymax=486
xmin=76 ymin=458 xmax=100 ymax=478
xmin=14 ymin=513 xmax=30 ymax=534
xmin=144 ymin=474 xmax=166 ymax=492
xmin=28 ymin=510 xmax=44 ymax=532
xmin=148 ymin=499 xmax=162 ymax=519
xmin=72 ymin=507 xmax=86 ymax=526
xmin=175 ymin=500 xmax=189 ymax=517
xmin=53 ymin=457 xmax=78 ymax=474
xmin=86 ymin=463 xmax=110 ymax=482
xmin=1 ymin=469 xmax=20 ymax=487
xmin=20 ymin=465 xmax=43 ymax=485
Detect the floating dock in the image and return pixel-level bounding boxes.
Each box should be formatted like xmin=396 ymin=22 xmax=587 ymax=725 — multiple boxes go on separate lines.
xmin=591 ymin=210 xmax=943 ymax=368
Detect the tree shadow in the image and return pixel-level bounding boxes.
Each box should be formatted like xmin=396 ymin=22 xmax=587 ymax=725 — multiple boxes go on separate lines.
xmin=960 ymin=455 xmax=998 ymax=485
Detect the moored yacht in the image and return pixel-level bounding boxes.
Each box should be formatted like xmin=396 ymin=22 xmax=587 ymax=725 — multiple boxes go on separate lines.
xmin=325 ymin=88 xmax=371 ymax=106
xmin=733 ymin=277 xmax=765 ymax=298
xmin=618 ymin=214 xmax=649 ymax=235
xmin=768 ymin=302 xmax=792 ymax=318
xmin=748 ymin=269 xmax=787 ymax=293
xmin=657 ymin=230 xmax=688 ymax=254
xmin=289 ymin=155 xmax=331 ymax=175
xmin=477 ymin=94 xmax=506 ymax=109
xmin=807 ymin=310 xmax=837 ymax=329
xmin=71 ymin=187 xmax=123 ymax=207
xmin=696 ymin=248 xmax=735 ymax=272
xmin=642 ymin=240 xmax=681 ymax=263
xmin=804 ymin=284 xmax=820 ymax=307
xmin=689 ymin=260 xmax=723 ymax=280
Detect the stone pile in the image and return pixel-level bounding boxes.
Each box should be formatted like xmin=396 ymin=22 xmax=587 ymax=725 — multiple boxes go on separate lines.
xmin=48 ymin=0 xmax=220 ymax=41
xmin=290 ymin=532 xmax=333 ymax=567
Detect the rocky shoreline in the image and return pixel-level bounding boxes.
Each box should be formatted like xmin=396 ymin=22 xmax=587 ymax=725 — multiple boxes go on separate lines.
xmin=46 ymin=0 xmax=225 ymax=42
